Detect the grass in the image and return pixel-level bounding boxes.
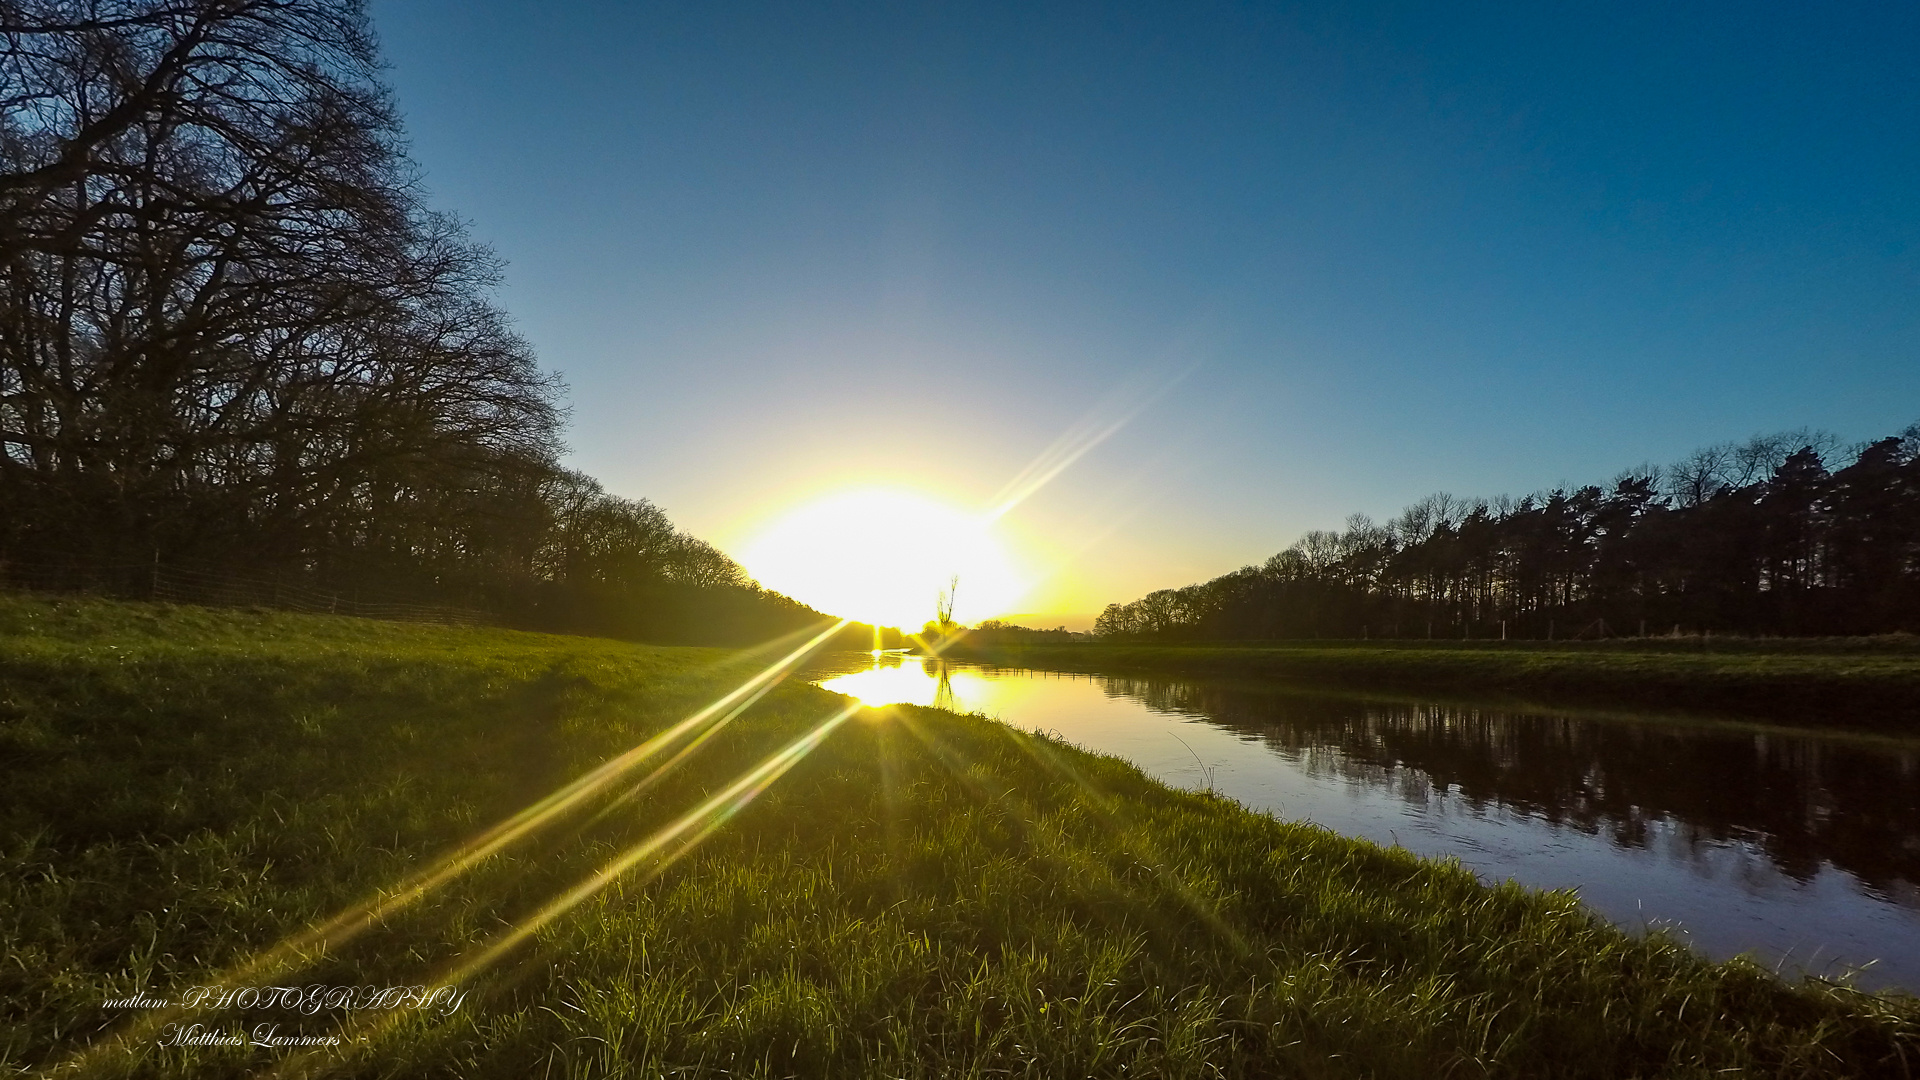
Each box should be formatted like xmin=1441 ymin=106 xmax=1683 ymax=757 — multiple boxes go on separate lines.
xmin=1 ymin=593 xmax=1916 ymax=1078
xmin=947 ymin=637 xmax=1920 ymax=731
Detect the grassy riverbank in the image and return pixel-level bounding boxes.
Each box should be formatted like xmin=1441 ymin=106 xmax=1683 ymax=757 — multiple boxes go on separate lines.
xmin=947 ymin=637 xmax=1920 ymax=730
xmin=4 ymin=595 xmax=1916 ymax=1077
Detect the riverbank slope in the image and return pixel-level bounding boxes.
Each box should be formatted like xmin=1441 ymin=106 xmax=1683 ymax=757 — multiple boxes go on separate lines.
xmin=945 ymin=637 xmax=1920 ymax=730
xmin=3 ymin=594 xmax=1915 ymax=1077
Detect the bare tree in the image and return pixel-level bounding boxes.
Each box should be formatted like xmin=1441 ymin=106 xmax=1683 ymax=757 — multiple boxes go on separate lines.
xmin=1665 ymin=444 xmax=1733 ymax=508
xmin=935 ymin=574 xmax=958 ymax=626
xmin=0 ymin=0 xmax=561 ymax=567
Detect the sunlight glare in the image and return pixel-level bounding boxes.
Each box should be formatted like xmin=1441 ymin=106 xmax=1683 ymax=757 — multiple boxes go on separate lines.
xmin=739 ymin=488 xmax=1025 ymax=626
xmin=819 ymin=658 xmax=1008 ymax=712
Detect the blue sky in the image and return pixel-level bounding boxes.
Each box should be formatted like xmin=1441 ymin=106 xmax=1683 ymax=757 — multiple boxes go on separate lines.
xmin=373 ymin=0 xmax=1919 ymax=624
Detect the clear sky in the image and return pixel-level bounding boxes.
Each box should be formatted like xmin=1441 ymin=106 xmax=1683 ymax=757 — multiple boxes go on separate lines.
xmin=373 ymin=0 xmax=1919 ymax=628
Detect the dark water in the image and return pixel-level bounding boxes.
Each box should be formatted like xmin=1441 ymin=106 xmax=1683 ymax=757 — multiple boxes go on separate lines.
xmin=813 ymin=654 xmax=1920 ymax=992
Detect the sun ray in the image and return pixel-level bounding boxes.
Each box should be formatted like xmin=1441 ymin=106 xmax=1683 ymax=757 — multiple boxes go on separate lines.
xmin=445 ymin=700 xmax=864 ymax=982
xmin=983 ymin=363 xmax=1194 ymax=522
xmin=53 ymin=618 xmax=851 ymax=1077
xmin=259 ymin=702 xmax=868 ymax=1078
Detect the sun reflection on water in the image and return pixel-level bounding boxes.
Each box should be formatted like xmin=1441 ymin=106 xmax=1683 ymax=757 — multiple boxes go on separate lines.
xmin=817 ymin=654 xmax=1012 ymax=713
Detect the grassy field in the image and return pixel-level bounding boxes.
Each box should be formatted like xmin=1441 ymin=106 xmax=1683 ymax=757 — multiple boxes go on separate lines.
xmin=3 ymin=595 xmax=1917 ymax=1078
xmin=948 ymin=637 xmax=1920 ymax=730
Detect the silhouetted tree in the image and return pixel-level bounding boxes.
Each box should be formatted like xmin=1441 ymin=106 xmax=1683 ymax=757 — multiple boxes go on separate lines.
xmin=0 ymin=0 xmax=561 ymax=569
xmin=1098 ymin=425 xmax=1920 ymax=641
xmin=0 ymin=1 xmax=833 ymax=645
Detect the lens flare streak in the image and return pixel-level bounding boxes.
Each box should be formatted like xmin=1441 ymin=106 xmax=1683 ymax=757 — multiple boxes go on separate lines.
xmin=446 ymin=700 xmax=865 ymax=983
xmin=983 ymin=364 xmax=1192 ymax=522
xmin=259 ymin=691 xmax=867 ymax=1068
xmin=263 ymin=702 xmax=869 ymax=1077
xmin=56 ymin=618 xmax=851 ymax=1077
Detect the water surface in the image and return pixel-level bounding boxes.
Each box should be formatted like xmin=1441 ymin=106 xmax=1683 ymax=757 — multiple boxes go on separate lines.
xmin=813 ymin=653 xmax=1920 ymax=992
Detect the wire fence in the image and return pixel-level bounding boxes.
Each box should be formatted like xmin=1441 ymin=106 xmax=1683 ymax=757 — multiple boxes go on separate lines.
xmin=0 ymin=558 xmax=488 ymax=627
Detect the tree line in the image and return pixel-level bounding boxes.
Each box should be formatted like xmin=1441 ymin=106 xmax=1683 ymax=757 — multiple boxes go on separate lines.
xmin=967 ymin=620 xmax=1088 ymax=645
xmin=0 ymin=0 xmax=837 ymax=644
xmin=1096 ymin=425 xmax=1920 ymax=641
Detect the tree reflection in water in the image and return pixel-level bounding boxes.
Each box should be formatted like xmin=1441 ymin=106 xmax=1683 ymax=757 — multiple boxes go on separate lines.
xmin=1097 ymin=676 xmax=1920 ymax=902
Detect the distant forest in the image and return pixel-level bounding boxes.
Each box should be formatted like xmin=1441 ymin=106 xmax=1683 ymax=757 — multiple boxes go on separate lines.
xmin=1097 ymin=426 xmax=1920 ymax=641
xmin=0 ymin=0 xmax=839 ymax=645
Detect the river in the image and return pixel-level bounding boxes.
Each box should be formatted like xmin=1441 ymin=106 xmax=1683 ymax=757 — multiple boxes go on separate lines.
xmin=812 ymin=652 xmax=1920 ymax=992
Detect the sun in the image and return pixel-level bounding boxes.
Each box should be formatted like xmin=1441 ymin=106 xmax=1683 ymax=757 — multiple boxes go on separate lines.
xmin=736 ymin=488 xmax=1026 ymax=628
